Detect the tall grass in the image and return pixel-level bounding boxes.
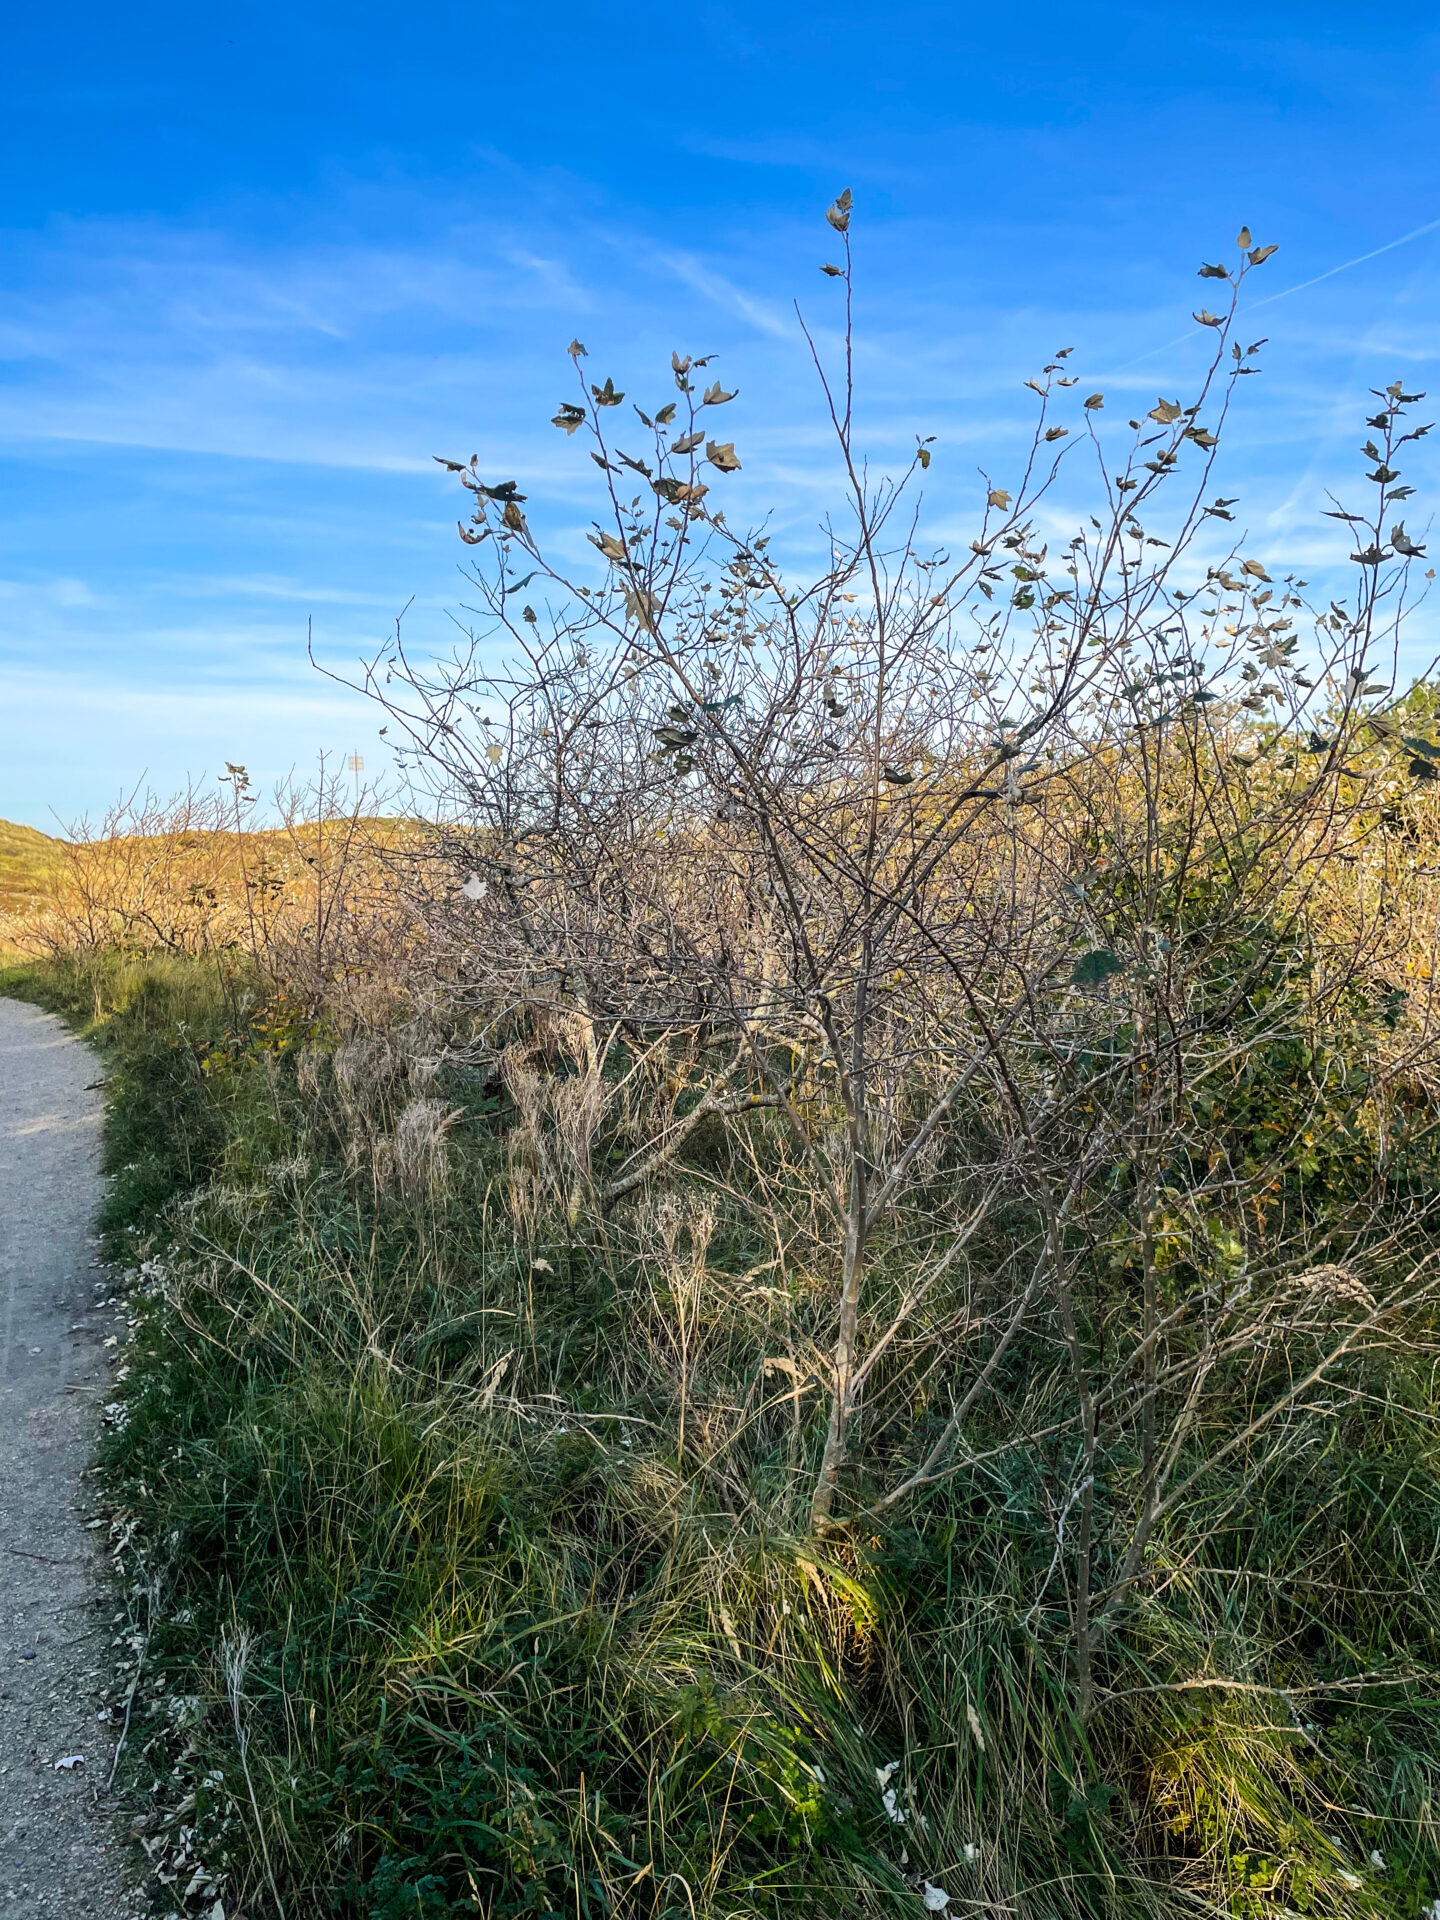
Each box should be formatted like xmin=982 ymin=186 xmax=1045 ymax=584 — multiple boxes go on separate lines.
xmin=7 ymin=943 xmax=1440 ymax=1919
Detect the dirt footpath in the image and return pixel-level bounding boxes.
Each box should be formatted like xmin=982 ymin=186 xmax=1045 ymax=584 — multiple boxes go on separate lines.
xmin=0 ymin=997 xmax=139 ymax=1914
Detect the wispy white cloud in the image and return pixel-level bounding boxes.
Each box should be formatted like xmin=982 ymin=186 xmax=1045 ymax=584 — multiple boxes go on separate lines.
xmin=656 ymin=250 xmax=796 ymax=339
xmin=0 ymin=575 xmax=103 ymax=609
xmin=3 ymin=171 xmax=1440 ymax=824
xmin=0 ymin=662 xmax=388 ymax=825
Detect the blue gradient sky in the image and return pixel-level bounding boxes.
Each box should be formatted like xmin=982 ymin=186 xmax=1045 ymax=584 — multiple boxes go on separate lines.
xmin=3 ymin=3 xmax=1438 ymax=826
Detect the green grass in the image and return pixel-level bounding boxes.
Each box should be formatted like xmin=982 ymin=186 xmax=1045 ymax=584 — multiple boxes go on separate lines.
xmin=7 ymin=948 xmax=1440 ymax=1920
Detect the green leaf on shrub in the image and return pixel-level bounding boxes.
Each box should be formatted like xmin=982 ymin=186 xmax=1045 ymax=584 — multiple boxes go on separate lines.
xmin=1072 ymin=949 xmax=1123 ymax=987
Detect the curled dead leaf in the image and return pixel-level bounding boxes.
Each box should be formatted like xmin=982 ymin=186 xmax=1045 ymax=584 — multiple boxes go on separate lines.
xmin=825 ymin=187 xmax=853 ymax=232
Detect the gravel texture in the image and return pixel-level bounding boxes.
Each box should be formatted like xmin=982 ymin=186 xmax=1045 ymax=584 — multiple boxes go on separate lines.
xmin=0 ymin=996 xmax=141 ymax=1914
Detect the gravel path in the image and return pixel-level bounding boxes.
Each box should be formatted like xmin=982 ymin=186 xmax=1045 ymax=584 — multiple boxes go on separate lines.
xmin=0 ymin=997 xmax=140 ymax=1914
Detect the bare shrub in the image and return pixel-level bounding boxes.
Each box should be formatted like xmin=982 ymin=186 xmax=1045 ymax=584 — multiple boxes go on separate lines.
xmin=38 ymin=201 xmax=1440 ymax=1918
xmin=371 ymin=193 xmax=1440 ymax=1568
xmin=19 ymin=760 xmax=413 ymax=1020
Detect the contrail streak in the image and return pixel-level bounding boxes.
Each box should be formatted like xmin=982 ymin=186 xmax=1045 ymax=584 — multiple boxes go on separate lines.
xmin=1247 ymin=215 xmax=1440 ymax=312
xmin=1103 ymin=215 xmax=1440 ymax=376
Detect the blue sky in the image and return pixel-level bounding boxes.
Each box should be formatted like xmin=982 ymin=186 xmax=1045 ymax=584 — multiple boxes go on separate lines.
xmin=3 ymin=2 xmax=1439 ymax=827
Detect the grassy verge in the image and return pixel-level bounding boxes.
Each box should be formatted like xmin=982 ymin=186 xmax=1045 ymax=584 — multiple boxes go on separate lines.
xmin=7 ymin=950 xmax=1440 ymax=1920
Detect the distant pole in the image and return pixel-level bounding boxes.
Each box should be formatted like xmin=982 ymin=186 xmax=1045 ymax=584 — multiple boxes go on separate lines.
xmin=347 ymin=752 xmax=364 ymax=811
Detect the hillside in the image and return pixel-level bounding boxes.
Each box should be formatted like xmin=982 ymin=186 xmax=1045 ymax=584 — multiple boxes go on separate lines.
xmin=0 ymin=818 xmax=63 ymax=920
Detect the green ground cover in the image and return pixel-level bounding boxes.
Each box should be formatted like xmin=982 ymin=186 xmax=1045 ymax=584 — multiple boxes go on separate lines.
xmin=6 ymin=948 xmax=1440 ymax=1920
